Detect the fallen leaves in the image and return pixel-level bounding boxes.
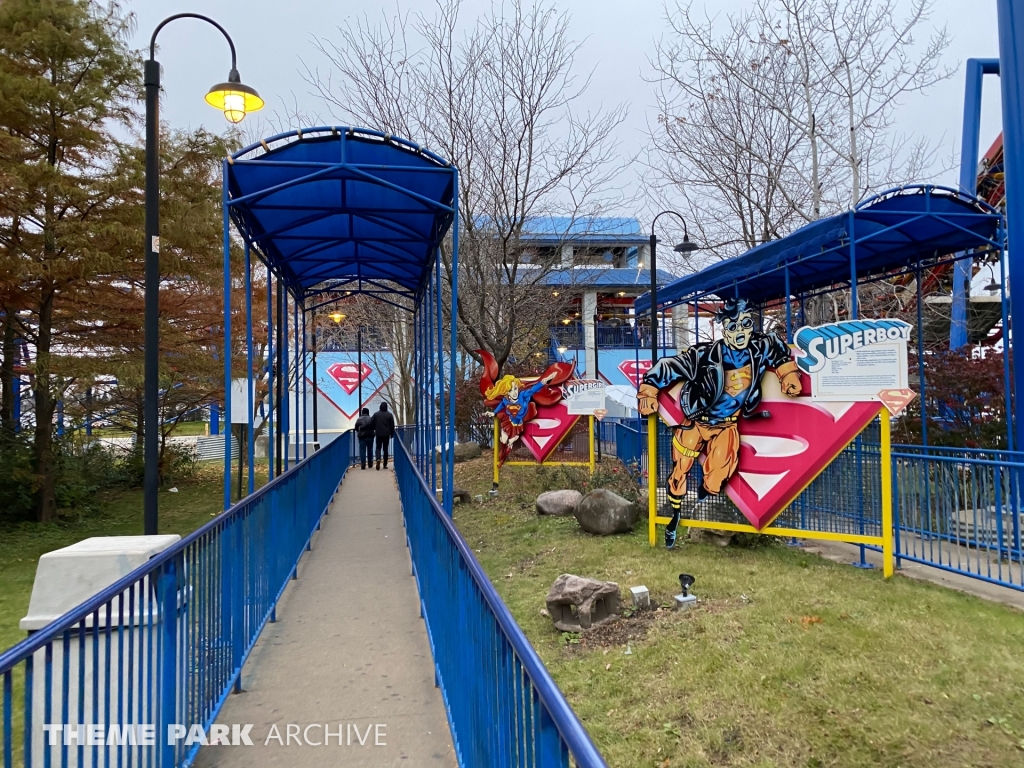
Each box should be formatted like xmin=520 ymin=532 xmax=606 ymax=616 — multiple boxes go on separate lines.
xmin=800 ymin=615 xmax=823 ymax=629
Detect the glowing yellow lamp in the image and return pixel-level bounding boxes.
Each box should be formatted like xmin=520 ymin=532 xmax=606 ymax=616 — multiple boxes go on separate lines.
xmin=205 ymin=75 xmax=264 ymax=124
xmin=329 ymin=312 xmax=345 ymax=324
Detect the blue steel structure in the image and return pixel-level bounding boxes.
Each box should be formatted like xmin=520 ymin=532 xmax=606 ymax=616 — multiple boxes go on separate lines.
xmin=0 ymin=431 xmax=352 ymax=768
xmin=222 ymin=127 xmax=459 ymax=508
xmin=949 ymin=58 xmax=999 ymax=350
xmin=220 ymin=127 xmax=604 ymax=765
xmin=997 ymin=0 xmax=1024 ymax=454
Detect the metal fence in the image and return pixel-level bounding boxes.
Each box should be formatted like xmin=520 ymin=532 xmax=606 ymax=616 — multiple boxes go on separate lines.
xmin=884 ymin=445 xmax=1024 ymax=589
xmin=612 ymin=420 xmax=1024 ymax=590
xmin=614 ymin=417 xmax=884 ymax=538
xmin=505 ymin=416 xmax=593 ymax=466
xmin=612 ymin=420 xmax=642 ymax=472
xmin=393 ymin=435 xmax=607 ymax=768
xmin=550 ymin=323 xmax=674 ymax=350
xmin=0 ymin=431 xmax=351 ymax=768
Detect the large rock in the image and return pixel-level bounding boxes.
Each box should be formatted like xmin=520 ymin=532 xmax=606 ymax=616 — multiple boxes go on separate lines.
xmin=536 ymin=489 xmax=582 ymax=517
xmin=574 ymin=489 xmax=638 ymax=535
xmin=545 ymin=574 xmax=621 ymax=632
xmin=454 ymin=441 xmax=482 ymax=463
xmin=689 ymin=527 xmax=734 ymax=547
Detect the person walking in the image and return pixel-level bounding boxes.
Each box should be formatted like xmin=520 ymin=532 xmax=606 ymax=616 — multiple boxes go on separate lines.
xmin=370 ymin=402 xmax=396 ymax=470
xmin=355 ymin=407 xmax=374 ymax=469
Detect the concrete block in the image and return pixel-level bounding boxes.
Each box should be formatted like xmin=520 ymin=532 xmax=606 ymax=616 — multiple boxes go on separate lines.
xmin=20 ymin=535 xmax=181 ymax=768
xmin=21 ymin=535 xmax=180 ymax=630
xmin=674 ymin=593 xmax=697 ymax=611
xmin=629 ymin=585 xmax=650 ymax=609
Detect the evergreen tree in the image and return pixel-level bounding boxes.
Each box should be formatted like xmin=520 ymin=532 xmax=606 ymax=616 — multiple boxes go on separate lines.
xmin=0 ymin=0 xmax=137 ymax=520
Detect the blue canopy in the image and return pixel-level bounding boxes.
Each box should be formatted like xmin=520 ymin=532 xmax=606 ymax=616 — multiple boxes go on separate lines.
xmin=636 ymin=185 xmax=1004 ymax=312
xmin=518 ymin=216 xmax=649 ymax=245
xmin=540 ymin=267 xmax=676 ymax=288
xmin=226 ymin=127 xmax=456 ymax=302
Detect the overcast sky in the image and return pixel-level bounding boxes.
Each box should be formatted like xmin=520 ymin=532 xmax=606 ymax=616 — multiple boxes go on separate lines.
xmin=130 ymin=0 xmax=1005 ymax=216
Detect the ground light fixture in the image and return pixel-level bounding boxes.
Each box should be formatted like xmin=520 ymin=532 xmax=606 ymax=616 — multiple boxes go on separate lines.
xmin=143 ymin=13 xmax=263 ymax=534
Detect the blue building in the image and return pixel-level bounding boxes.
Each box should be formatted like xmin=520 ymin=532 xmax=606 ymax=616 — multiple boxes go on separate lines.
xmin=516 ymin=216 xmax=684 ymax=413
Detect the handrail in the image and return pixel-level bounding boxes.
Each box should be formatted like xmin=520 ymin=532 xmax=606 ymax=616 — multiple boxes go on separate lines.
xmin=394 ymin=435 xmax=607 ymax=766
xmin=1 ymin=433 xmax=351 ymax=768
xmin=0 ymin=439 xmax=335 ymax=668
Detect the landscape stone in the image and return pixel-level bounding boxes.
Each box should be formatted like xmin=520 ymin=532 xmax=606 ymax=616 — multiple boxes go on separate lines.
xmin=574 ymin=488 xmax=638 ymax=535
xmin=536 ymin=489 xmax=583 ymax=516
xmin=689 ymin=527 xmax=734 ymax=547
xmin=545 ymin=574 xmax=622 ymax=632
xmin=453 ymin=441 xmax=482 ymax=463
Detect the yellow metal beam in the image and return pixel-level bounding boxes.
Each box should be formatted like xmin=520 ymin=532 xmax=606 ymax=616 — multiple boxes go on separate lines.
xmin=880 ymin=407 xmax=894 ymax=578
xmin=648 ymin=414 xmax=658 ymax=547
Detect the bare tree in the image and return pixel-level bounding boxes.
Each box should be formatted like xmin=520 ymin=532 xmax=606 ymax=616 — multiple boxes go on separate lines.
xmin=305 ymin=0 xmax=628 ymax=373
xmin=650 ymin=0 xmax=952 ymax=266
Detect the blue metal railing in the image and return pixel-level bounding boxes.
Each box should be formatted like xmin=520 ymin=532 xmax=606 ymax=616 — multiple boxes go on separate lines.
xmin=882 ymin=444 xmax=1024 ymax=589
xmin=612 ymin=420 xmax=642 ymax=472
xmin=393 ymin=435 xmax=607 ymax=767
xmin=609 ymin=419 xmax=1024 ymax=590
xmin=550 ymin=323 xmax=673 ymax=350
xmin=0 ymin=432 xmax=351 ymax=768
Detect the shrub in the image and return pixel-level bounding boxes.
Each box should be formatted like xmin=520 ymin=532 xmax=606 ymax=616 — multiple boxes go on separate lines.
xmin=536 ymin=461 xmax=641 ymax=503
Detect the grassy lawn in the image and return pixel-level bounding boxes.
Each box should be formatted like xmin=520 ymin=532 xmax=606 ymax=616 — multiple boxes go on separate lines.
xmin=89 ymin=421 xmax=210 ymax=437
xmin=453 ymin=453 xmax=1024 ymax=768
xmin=0 ymin=460 xmax=267 ymax=653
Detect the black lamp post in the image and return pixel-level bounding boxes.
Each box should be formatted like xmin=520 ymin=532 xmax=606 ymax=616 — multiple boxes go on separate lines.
xmin=648 ymin=212 xmax=698 ymax=367
xmin=593 ymin=312 xmax=601 ymax=463
xmin=144 ymin=14 xmax=263 ymax=535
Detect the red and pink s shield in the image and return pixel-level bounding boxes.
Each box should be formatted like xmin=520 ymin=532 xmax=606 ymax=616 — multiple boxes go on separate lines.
xmin=656 ymin=373 xmax=879 ymax=530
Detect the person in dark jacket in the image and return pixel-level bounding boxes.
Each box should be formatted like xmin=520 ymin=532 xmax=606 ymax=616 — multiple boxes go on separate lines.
xmin=354 ymin=408 xmax=374 ymax=469
xmin=370 ymin=402 xmax=396 ymax=470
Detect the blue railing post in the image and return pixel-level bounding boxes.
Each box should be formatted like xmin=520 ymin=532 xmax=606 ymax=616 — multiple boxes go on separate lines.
xmin=157 ymin=556 xmax=179 ymax=768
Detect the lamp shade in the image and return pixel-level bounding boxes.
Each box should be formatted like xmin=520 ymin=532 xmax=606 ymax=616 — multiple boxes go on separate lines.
xmin=205 ymin=81 xmax=264 ymax=124
xmin=673 ymin=236 xmax=698 ymax=254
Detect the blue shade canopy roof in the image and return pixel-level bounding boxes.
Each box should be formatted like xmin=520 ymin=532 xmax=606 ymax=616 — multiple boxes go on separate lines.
xmin=540 ymin=268 xmax=676 ymax=288
xmin=518 ymin=217 xmax=648 ymax=245
xmin=636 ymin=186 xmax=1004 ymax=313
xmin=226 ymin=127 xmax=456 ymax=300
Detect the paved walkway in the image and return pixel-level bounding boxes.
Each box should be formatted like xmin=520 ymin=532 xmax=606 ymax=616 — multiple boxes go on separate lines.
xmin=195 ymin=467 xmax=456 ymax=767
xmin=804 ymin=539 xmax=1024 ymax=611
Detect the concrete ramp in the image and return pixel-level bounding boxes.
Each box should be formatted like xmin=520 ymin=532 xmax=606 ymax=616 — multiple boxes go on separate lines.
xmin=194 ymin=467 xmax=456 ymax=767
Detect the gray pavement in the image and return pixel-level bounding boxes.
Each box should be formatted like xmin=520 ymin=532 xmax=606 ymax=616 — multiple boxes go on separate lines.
xmin=194 ymin=466 xmax=456 ymax=767
xmin=803 ymin=538 xmax=1024 ymax=611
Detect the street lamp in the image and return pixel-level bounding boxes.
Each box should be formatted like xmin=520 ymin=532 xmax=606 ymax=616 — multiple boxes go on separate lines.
xmin=144 ymin=14 xmax=263 ymax=535
xmin=648 ymin=211 xmax=698 ymax=366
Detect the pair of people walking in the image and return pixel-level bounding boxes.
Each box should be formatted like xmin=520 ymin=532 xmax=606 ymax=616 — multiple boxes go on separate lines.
xmin=355 ymin=402 xmax=396 ymax=470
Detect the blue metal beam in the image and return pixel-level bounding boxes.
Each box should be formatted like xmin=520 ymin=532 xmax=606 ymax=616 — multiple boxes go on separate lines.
xmin=950 ymin=58 xmax=1000 ymax=350
xmin=997 ymin=0 xmax=1024 ymax=450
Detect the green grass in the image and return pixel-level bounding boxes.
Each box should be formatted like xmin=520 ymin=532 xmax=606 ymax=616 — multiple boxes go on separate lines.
xmin=89 ymin=421 xmax=210 ymax=437
xmin=453 ymin=454 xmax=1024 ymax=768
xmin=0 ymin=461 xmax=268 ymax=653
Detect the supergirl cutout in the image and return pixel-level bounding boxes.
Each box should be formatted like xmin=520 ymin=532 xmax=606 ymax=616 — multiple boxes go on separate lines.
xmin=478 ymin=350 xmax=576 ymax=466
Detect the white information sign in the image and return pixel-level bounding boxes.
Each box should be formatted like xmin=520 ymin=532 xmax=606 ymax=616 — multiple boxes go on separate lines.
xmin=793 ymin=319 xmax=911 ymax=402
xmin=562 ymin=379 xmax=607 ymax=415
